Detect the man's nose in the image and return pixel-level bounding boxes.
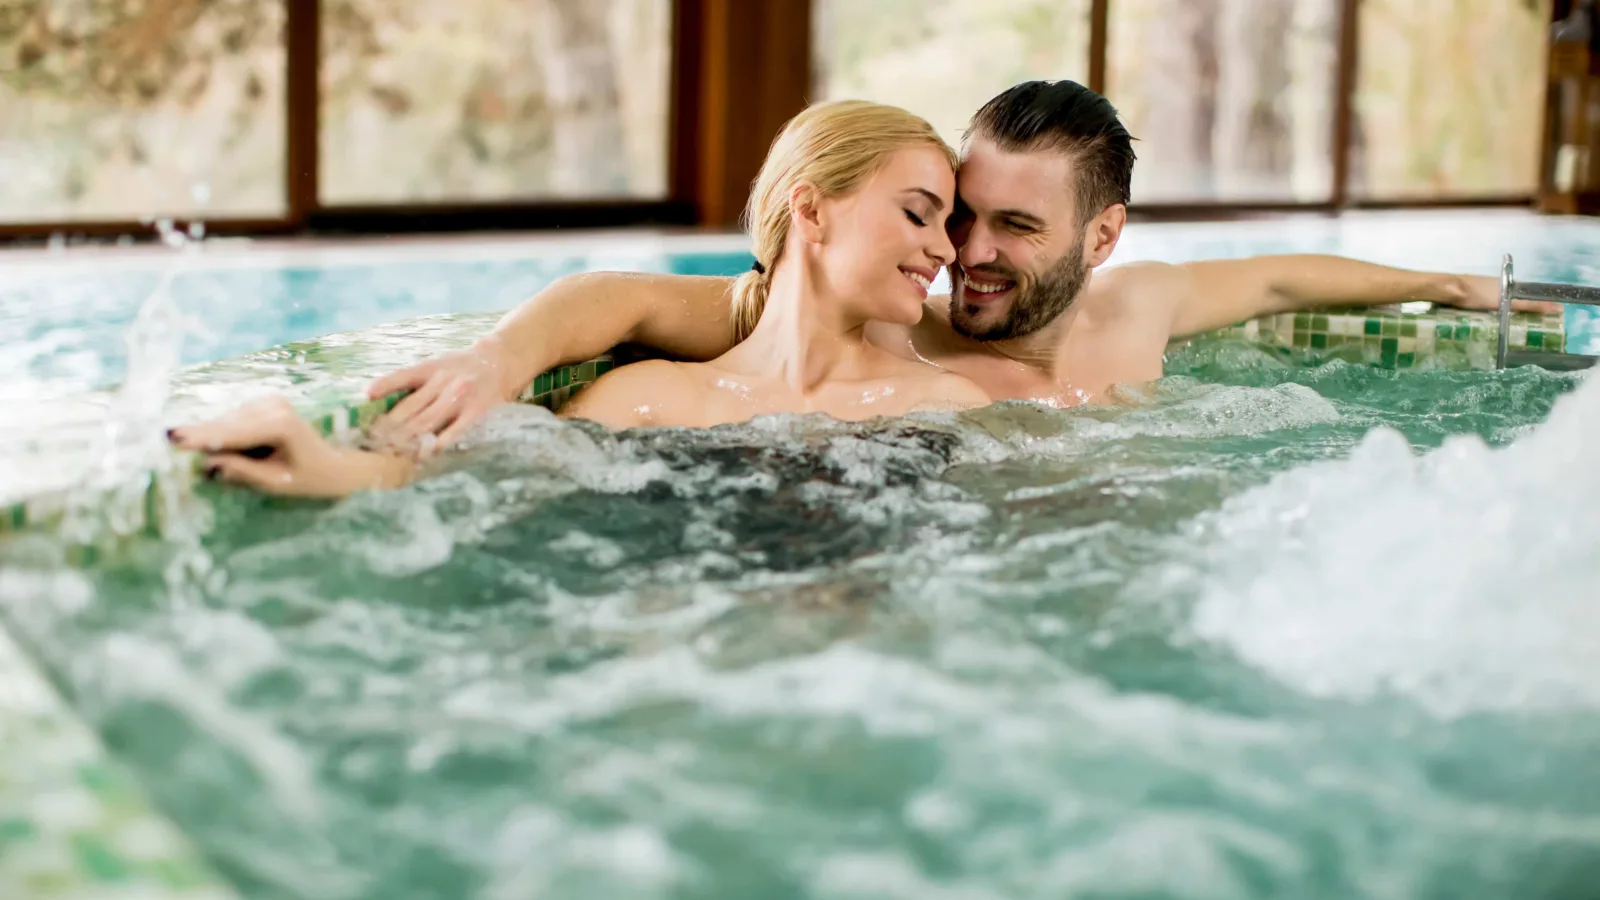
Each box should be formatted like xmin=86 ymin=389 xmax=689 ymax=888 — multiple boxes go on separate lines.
xmin=958 ymin=222 xmax=1000 ymax=267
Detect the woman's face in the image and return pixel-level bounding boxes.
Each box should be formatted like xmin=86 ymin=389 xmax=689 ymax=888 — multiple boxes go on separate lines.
xmin=812 ymin=146 xmax=958 ymax=327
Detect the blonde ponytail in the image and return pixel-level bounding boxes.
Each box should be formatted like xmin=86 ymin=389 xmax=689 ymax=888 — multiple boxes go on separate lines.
xmin=729 ymin=100 xmax=956 ymax=343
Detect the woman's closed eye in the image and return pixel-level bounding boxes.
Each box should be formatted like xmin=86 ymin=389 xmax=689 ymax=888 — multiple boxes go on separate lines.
xmin=904 ymin=209 xmax=928 ymax=227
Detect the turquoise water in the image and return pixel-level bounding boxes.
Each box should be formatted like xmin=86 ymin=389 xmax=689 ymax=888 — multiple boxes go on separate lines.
xmin=0 ymin=250 xmax=754 ymax=399
xmin=4 ymin=219 xmax=1600 ymax=898
xmin=3 ymin=339 xmax=1598 ymax=899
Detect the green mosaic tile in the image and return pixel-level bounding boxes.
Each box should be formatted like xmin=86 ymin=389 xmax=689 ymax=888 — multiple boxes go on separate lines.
xmin=1311 ymin=315 xmax=1329 ymax=331
xmin=71 ymin=835 xmax=131 ymax=882
xmin=1310 ymin=333 xmax=1327 ymax=349
xmin=1293 ymin=332 xmax=1308 ymax=348
xmin=1380 ymin=337 xmax=1398 ymax=354
xmin=1398 ymin=352 xmax=1415 ymax=368
xmin=1527 ymin=330 xmax=1544 ymax=348
xmin=1294 ymin=313 xmax=1311 ymax=329
xmin=0 ymin=818 xmax=34 ymax=843
xmin=0 ymin=621 xmax=239 ymax=900
xmin=1400 ymin=321 xmax=1416 ymax=337
xmin=1365 ymin=319 xmax=1381 ymax=336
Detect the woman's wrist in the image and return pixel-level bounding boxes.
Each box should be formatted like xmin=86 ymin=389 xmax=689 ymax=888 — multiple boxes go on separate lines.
xmin=472 ymin=332 xmax=535 ymax=402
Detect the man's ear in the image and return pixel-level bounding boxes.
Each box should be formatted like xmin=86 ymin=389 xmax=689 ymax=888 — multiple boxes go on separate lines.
xmin=790 ymin=182 xmax=826 ymax=245
xmin=1085 ymin=203 xmax=1127 ymax=268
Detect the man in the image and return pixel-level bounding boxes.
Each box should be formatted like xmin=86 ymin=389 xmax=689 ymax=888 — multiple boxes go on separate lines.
xmin=369 ymin=80 xmax=1556 ymax=446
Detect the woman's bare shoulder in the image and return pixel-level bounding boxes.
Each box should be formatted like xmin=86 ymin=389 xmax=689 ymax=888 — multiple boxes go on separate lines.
xmin=876 ymin=354 xmax=991 ymax=412
xmin=914 ymin=371 xmax=992 ymax=411
xmin=557 ymin=360 xmax=703 ymax=428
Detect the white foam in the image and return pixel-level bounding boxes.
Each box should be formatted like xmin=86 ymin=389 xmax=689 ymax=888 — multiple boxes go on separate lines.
xmin=1191 ymin=372 xmax=1600 ymax=717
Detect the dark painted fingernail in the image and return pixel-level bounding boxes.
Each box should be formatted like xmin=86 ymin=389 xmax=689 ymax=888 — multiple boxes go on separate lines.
xmin=242 ymin=444 xmax=275 ymax=459
xmin=203 ymin=465 xmax=220 ymax=481
xmin=166 ymin=428 xmax=182 ymax=443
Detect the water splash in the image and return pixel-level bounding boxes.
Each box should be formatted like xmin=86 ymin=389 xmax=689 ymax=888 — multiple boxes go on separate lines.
xmin=1190 ymin=371 xmax=1600 ymax=717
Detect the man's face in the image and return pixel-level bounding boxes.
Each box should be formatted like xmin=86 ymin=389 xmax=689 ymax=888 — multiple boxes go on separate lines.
xmin=946 ymin=138 xmax=1091 ymax=342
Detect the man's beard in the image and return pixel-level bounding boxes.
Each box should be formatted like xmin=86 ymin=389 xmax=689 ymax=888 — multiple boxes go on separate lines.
xmin=949 ymin=234 xmax=1089 ymax=342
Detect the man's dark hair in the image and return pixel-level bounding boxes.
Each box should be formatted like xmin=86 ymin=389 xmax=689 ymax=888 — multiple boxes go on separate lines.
xmin=965 ymin=80 xmax=1136 ymax=224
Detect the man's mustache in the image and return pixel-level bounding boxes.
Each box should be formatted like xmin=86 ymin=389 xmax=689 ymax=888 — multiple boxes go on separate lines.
xmin=957 ymin=264 xmax=1019 ymax=281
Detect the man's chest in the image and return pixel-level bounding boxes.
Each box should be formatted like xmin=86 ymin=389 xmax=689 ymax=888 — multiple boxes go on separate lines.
xmin=867 ymin=314 xmax=1062 ymax=404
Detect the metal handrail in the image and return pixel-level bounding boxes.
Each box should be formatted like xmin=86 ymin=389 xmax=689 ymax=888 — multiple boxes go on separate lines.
xmin=1497 ymin=253 xmax=1600 ymax=370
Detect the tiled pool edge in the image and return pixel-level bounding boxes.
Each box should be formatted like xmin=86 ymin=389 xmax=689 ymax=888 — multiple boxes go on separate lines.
xmin=0 ymin=623 xmax=238 ymax=899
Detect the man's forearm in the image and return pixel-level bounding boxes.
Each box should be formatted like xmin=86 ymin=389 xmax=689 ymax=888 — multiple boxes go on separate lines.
xmin=1172 ymin=255 xmax=1472 ymax=338
xmin=1265 ymin=255 xmax=1468 ymax=310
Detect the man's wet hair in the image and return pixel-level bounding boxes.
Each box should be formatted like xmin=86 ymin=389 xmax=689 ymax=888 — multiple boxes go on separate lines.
xmin=965 ymin=80 xmax=1136 ymax=224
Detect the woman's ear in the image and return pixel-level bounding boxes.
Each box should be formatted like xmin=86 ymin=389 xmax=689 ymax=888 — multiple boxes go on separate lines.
xmin=789 ymin=182 xmax=826 ymax=245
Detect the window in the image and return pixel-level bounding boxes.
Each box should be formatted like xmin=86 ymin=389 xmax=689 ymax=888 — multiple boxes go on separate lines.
xmin=0 ymin=0 xmax=287 ymax=222
xmin=318 ymin=0 xmax=672 ymax=205
xmin=1348 ymin=0 xmax=1549 ymax=199
xmin=1106 ymin=0 xmax=1341 ymax=203
xmin=813 ymin=0 xmax=1091 ymax=150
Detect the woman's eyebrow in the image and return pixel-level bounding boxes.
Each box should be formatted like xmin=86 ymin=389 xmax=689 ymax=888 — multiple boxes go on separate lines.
xmin=899 ymin=188 xmax=946 ymax=211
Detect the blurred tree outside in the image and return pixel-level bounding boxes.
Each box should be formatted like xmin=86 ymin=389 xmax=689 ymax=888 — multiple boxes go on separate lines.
xmin=0 ymin=0 xmax=1557 ymax=224
xmin=814 ymin=0 xmax=1092 ymax=150
xmin=1350 ymin=0 xmax=1550 ymax=198
xmin=0 ymin=0 xmax=287 ymax=221
xmin=319 ymin=0 xmax=670 ymax=204
xmin=1107 ymin=0 xmax=1339 ymax=202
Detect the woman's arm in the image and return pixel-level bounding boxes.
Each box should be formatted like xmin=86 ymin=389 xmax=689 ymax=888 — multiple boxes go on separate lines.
xmin=169 ymin=397 xmax=414 ymax=498
xmin=368 ymin=273 xmax=737 ymax=447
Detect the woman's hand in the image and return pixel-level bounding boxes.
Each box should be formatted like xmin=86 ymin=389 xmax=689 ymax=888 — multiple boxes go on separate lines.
xmin=168 ymin=396 xmax=411 ymax=498
xmin=366 ymin=335 xmax=517 ymax=453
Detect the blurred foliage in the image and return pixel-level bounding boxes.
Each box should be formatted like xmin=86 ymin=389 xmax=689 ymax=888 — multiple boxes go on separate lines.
xmin=0 ymin=0 xmax=286 ymax=220
xmin=821 ymin=0 xmax=1548 ymax=203
xmin=1352 ymin=0 xmax=1550 ymax=197
xmin=318 ymin=0 xmax=669 ymax=204
xmin=0 ymin=0 xmax=669 ymax=220
xmin=815 ymin=0 xmax=1091 ymax=149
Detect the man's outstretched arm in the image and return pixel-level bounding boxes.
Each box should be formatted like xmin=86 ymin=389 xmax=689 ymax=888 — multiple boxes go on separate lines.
xmin=368 ymin=271 xmax=737 ymax=447
xmin=1166 ymin=255 xmax=1561 ymax=340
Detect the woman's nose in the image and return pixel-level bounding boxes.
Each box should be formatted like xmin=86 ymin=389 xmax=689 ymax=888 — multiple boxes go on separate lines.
xmin=927 ymin=228 xmax=956 ymax=268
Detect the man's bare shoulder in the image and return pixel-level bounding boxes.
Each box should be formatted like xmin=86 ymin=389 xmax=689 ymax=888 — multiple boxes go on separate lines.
xmin=1079 ymin=262 xmax=1190 ymax=325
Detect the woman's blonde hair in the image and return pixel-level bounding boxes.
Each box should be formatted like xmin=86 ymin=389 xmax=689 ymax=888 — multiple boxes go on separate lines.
xmin=730 ymin=100 xmax=957 ymax=342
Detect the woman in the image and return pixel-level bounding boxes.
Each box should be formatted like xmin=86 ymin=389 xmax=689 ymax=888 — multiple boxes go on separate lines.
xmin=169 ymin=101 xmax=990 ymax=497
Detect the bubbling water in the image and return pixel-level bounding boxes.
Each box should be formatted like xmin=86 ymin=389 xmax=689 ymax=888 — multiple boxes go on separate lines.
xmin=2 ymin=343 xmax=1597 ymax=899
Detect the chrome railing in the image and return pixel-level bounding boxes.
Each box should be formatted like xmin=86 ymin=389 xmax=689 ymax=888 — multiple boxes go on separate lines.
xmin=1498 ymin=253 xmax=1600 ymax=370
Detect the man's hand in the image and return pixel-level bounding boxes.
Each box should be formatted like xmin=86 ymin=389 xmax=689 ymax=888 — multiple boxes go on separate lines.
xmin=169 ymin=397 xmax=410 ymax=498
xmin=1443 ymin=275 xmax=1563 ymax=316
xmin=366 ymin=336 xmax=516 ymax=453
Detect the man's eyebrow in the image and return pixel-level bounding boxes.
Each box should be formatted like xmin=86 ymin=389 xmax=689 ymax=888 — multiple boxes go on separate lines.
xmin=899 ymin=188 xmax=946 ymax=211
xmin=993 ymin=208 xmax=1046 ymax=227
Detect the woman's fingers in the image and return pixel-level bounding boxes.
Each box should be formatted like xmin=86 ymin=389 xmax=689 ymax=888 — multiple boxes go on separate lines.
xmin=204 ymin=453 xmax=295 ymax=494
xmin=432 ymin=403 xmax=491 ymax=452
xmin=375 ymin=374 xmax=446 ymax=437
xmin=398 ymin=379 xmax=473 ymax=443
xmin=368 ymin=360 xmax=435 ymax=400
xmin=170 ymin=397 xmax=305 ymax=454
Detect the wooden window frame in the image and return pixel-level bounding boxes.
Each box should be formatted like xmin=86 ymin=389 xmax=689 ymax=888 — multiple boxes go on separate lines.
xmin=0 ymin=0 xmax=1541 ymax=241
